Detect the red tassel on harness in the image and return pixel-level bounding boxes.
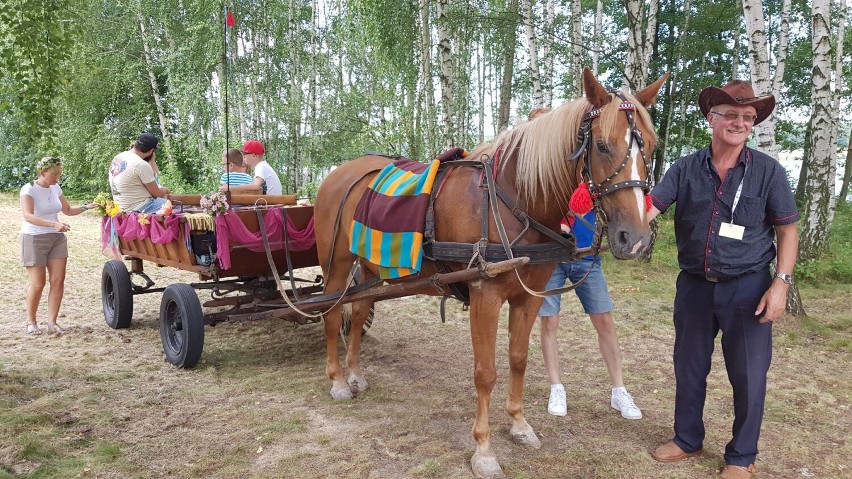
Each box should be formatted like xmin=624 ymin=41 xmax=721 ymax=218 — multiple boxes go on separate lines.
xmin=645 ymin=194 xmax=652 ymax=212
xmin=569 ymin=182 xmax=594 ymax=215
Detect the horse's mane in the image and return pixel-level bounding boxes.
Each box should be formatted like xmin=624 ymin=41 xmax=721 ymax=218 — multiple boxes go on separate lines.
xmin=482 ymin=91 xmax=657 ymax=210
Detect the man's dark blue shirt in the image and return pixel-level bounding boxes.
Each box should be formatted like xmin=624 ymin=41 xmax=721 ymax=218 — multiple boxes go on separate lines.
xmin=650 ymin=147 xmax=799 ymax=279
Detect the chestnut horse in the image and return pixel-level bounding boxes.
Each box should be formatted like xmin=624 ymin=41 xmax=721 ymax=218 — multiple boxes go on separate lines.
xmin=313 ymin=68 xmax=667 ymax=478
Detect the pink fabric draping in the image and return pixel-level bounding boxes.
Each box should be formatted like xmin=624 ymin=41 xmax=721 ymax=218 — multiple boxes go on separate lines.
xmin=215 ymin=208 xmax=315 ymax=270
xmin=100 ymin=213 xmax=184 ymax=259
xmin=150 ymin=215 xmax=181 ymax=244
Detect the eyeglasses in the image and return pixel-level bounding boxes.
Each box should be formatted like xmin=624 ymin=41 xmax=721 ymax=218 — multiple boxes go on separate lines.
xmin=710 ymin=111 xmax=757 ymax=124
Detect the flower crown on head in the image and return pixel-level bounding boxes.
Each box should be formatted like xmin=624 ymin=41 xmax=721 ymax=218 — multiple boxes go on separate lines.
xmin=36 ymin=156 xmax=61 ymax=172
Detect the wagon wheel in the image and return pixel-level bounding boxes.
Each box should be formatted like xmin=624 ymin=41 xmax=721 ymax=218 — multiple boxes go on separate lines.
xmin=159 ymin=284 xmax=204 ymax=368
xmin=101 ymin=260 xmax=133 ymax=329
xmin=340 ymin=265 xmax=375 ymax=337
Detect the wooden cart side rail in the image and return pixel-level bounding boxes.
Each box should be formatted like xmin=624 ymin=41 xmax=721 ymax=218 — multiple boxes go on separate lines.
xmin=167 ymin=193 xmax=297 ymax=206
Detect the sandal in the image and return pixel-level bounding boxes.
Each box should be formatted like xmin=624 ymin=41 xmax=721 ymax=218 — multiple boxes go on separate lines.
xmin=26 ymin=323 xmax=42 ymax=335
xmin=46 ymin=323 xmax=66 ymax=335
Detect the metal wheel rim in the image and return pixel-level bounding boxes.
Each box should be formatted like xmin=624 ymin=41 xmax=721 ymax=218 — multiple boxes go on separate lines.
xmin=163 ymin=301 xmax=184 ymax=353
xmin=104 ymin=277 xmax=116 ymax=316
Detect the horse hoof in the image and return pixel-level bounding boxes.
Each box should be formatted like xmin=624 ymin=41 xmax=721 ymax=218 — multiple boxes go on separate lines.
xmin=510 ymin=426 xmax=542 ymax=449
xmin=347 ymin=374 xmax=369 ymax=394
xmin=470 ymin=452 xmax=504 ymax=478
xmin=330 ymin=386 xmax=353 ymax=401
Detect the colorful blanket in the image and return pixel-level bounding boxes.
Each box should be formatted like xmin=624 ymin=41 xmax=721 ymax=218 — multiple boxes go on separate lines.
xmin=350 ymin=158 xmax=441 ymax=279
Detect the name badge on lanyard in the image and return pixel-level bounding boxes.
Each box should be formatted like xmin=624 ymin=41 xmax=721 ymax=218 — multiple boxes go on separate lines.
xmin=718 ymin=154 xmax=748 ymax=241
xmin=719 ymin=222 xmax=744 ymax=240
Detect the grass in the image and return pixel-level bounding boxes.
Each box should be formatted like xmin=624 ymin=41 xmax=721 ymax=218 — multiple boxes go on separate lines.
xmin=0 ymin=192 xmax=850 ymax=479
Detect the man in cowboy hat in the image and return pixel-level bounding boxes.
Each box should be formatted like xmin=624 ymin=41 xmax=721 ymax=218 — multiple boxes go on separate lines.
xmin=646 ymin=80 xmax=799 ymax=479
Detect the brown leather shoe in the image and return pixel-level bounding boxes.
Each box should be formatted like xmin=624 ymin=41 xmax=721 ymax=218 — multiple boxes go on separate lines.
xmin=720 ymin=464 xmax=756 ymax=479
xmin=651 ymin=441 xmax=703 ymax=462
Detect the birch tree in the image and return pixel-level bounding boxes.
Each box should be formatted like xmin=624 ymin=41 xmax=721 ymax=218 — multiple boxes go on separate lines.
xmin=418 ymin=0 xmax=435 ymax=156
xmin=624 ymin=0 xmax=658 ymax=91
xmin=436 ymin=0 xmax=454 ymax=147
xmin=520 ymin=0 xmax=542 ymax=107
xmin=137 ymin=11 xmax=172 ymax=155
xmin=742 ymin=0 xmax=792 ymax=158
xmin=542 ymin=0 xmax=555 ymax=107
xmin=497 ymin=0 xmax=518 ymax=133
xmin=799 ymin=0 xmax=837 ymax=261
xmin=571 ymin=0 xmax=583 ymax=95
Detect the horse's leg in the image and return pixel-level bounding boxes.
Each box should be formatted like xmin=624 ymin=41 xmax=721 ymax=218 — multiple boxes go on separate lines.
xmin=505 ymin=298 xmax=543 ymax=449
xmin=323 ymin=263 xmax=355 ymax=400
xmin=345 ymin=298 xmax=374 ymax=394
xmin=468 ymin=287 xmax=505 ymax=479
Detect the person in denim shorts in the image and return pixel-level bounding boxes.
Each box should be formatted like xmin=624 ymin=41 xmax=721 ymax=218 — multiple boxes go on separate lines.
xmin=538 ymin=211 xmax=642 ymax=420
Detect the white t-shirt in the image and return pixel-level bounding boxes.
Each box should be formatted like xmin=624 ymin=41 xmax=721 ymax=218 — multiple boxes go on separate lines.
xmin=254 ymin=160 xmax=282 ymax=195
xmin=20 ymin=182 xmax=63 ymax=235
xmin=109 ymin=150 xmax=157 ymax=212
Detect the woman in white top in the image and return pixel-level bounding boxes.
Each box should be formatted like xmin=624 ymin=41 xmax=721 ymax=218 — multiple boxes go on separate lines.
xmin=20 ymin=157 xmax=98 ymax=335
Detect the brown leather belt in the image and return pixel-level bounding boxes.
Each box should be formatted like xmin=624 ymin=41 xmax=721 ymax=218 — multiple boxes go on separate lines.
xmin=705 ymin=275 xmax=732 ymax=283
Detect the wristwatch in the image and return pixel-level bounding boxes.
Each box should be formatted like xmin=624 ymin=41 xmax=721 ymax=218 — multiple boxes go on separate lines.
xmin=775 ymin=273 xmax=794 ymax=285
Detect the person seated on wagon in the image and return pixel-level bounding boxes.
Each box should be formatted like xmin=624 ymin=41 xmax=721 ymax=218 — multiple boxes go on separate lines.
xmin=108 ymin=133 xmax=171 ymax=213
xmin=219 ymin=149 xmax=254 ymax=188
xmin=219 ymin=140 xmax=282 ymax=195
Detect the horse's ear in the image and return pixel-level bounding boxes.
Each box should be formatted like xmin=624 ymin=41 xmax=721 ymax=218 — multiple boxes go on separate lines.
xmin=635 ymin=72 xmax=670 ymax=107
xmin=583 ymin=67 xmax=610 ymax=108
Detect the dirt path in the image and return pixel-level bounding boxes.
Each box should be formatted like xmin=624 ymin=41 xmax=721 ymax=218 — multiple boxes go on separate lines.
xmin=1 ymin=194 xmax=850 ymax=479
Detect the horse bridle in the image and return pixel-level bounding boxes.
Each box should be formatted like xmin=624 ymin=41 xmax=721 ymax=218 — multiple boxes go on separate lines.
xmin=570 ymin=92 xmax=652 ymax=202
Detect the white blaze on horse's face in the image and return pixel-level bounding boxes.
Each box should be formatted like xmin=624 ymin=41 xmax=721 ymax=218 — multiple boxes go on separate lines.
xmin=624 ymin=128 xmax=645 ymax=222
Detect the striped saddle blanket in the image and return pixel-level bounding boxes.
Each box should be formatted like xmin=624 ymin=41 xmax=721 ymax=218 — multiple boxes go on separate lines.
xmin=349 ymin=158 xmax=441 ymax=279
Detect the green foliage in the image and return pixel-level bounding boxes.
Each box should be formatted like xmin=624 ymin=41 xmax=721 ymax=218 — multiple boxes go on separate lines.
xmin=0 ymin=0 xmax=74 ymax=151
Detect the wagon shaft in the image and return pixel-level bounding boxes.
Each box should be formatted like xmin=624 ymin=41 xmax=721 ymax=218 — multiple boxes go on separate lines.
xmin=227 ymin=257 xmax=531 ymax=322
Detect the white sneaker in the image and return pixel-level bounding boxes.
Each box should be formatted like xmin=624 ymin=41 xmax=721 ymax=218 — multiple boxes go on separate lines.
xmin=611 ymin=388 xmax=642 ymax=420
xmin=548 ymin=385 xmax=567 ymax=416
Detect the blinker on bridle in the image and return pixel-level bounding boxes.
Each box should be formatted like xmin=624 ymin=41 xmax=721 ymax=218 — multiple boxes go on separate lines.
xmin=569 ymin=92 xmax=651 ymax=198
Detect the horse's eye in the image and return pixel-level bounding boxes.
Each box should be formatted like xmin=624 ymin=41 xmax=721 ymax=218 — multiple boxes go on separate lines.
xmin=596 ymin=140 xmax=610 ymax=153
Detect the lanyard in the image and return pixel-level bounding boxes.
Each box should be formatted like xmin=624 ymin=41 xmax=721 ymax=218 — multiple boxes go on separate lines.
xmin=730 ymin=150 xmax=751 ymax=223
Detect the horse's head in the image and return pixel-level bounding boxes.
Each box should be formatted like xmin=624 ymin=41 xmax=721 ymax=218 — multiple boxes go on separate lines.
xmin=576 ymin=68 xmax=668 ymax=259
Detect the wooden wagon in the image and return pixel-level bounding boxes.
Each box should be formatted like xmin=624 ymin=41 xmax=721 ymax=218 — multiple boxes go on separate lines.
xmin=100 ymin=193 xmax=528 ymax=368
xmin=99 ymin=194 xmax=328 ymax=368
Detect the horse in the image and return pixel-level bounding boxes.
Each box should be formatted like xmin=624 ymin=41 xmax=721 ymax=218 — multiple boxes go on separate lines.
xmin=312 ymin=68 xmax=667 ymax=478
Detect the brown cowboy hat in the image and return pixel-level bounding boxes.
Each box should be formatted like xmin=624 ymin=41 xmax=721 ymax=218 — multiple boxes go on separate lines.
xmin=698 ymin=80 xmax=776 ymax=125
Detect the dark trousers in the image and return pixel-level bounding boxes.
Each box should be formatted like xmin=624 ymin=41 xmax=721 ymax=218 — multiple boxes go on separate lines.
xmin=671 ymin=269 xmax=773 ymax=467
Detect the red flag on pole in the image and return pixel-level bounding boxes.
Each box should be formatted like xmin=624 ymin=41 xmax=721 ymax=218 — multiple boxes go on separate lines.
xmin=226 ymin=11 xmax=235 ymax=27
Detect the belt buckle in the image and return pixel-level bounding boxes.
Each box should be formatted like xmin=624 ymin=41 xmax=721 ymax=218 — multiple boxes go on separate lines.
xmin=706 ymin=276 xmax=721 ymax=283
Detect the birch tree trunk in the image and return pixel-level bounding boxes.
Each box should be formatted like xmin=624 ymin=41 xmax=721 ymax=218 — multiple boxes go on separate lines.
xmin=436 ymin=0 xmax=454 ymax=147
xmin=591 ymin=0 xmax=602 ymax=76
xmin=841 ymin=129 xmax=852 ymax=202
xmin=799 ymin=0 xmax=836 ymax=261
xmin=137 ymin=11 xmax=172 ymax=155
xmin=520 ymin=0 xmax=542 ymax=107
xmin=742 ymin=0 xmax=791 ymax=159
xmin=571 ymin=0 xmax=583 ymax=95
xmin=624 ymin=0 xmax=658 ymax=91
xmin=827 ymin=0 xmax=846 ymax=157
xmin=418 ymin=0 xmax=434 ymax=157
xmin=542 ymin=0 xmax=555 ymax=107
xmin=497 ymin=0 xmax=518 ymax=133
